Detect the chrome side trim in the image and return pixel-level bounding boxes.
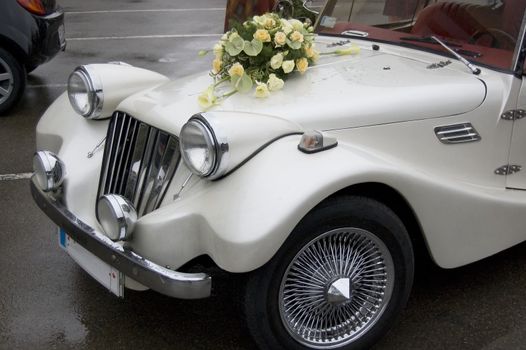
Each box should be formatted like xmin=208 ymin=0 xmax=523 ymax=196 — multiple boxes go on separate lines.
xmin=434 ymin=123 xmax=481 ymax=144
xmin=31 ymin=177 xmax=211 ymax=299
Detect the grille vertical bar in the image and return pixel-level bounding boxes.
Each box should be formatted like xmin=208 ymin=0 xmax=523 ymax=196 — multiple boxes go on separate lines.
xmin=98 ymin=112 xmax=181 ymax=218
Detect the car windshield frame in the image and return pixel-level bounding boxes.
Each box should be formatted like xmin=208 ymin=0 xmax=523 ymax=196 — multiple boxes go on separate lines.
xmin=313 ymin=0 xmax=526 ymax=74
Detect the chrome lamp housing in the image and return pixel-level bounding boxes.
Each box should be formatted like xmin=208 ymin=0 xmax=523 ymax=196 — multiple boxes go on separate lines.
xmin=97 ymin=194 xmax=137 ymax=241
xmin=67 ymin=65 xmax=104 ymax=119
xmin=179 ymin=114 xmax=229 ymax=180
xmin=32 ymin=151 xmax=66 ymax=192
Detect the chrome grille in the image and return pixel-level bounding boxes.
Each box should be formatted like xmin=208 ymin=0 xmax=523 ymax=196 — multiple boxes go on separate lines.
xmin=98 ymin=112 xmax=181 ymax=217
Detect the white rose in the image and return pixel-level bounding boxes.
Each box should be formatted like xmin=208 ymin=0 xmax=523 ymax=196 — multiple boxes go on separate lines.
xmin=267 ymin=74 xmax=284 ymax=91
xmin=254 ymin=82 xmax=270 ymax=98
xmin=280 ymin=18 xmax=293 ymax=34
xmin=270 ymin=53 xmax=284 ymax=70
xmin=282 ymin=60 xmax=295 ymax=74
xmin=288 ymin=19 xmax=304 ymax=32
xmin=213 ymin=43 xmax=223 ymax=58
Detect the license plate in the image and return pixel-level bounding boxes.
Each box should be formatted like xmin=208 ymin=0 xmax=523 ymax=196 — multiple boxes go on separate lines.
xmin=59 ymin=228 xmax=124 ymax=297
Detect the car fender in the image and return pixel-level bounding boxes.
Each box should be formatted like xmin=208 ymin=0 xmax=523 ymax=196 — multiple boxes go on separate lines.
xmin=130 ymin=132 xmax=526 ymax=273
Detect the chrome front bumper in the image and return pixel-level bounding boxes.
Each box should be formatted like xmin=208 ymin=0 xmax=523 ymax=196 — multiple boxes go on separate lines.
xmin=30 ymin=177 xmax=212 ymax=299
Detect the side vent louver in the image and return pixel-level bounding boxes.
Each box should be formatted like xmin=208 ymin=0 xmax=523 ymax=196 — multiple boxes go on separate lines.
xmin=434 ymin=122 xmax=481 ymax=144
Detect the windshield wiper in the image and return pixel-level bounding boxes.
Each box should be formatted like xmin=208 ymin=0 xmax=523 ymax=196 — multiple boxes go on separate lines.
xmin=400 ymin=36 xmax=481 ymax=58
xmin=430 ymin=36 xmax=481 ymax=75
xmin=400 ymin=36 xmax=461 ymax=47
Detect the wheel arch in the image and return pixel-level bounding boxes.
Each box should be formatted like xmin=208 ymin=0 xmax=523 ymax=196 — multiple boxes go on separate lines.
xmin=322 ymin=182 xmax=434 ymax=268
xmin=0 ymin=34 xmax=29 ymax=65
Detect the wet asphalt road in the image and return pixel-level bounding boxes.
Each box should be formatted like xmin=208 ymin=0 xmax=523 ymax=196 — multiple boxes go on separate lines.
xmin=2 ymin=1 xmax=526 ymax=349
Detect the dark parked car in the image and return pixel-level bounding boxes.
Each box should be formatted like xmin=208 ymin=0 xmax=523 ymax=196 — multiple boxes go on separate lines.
xmin=0 ymin=0 xmax=65 ymax=114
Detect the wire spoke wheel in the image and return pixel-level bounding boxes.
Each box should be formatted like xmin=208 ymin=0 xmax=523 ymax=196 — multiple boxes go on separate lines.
xmin=279 ymin=227 xmax=395 ymax=349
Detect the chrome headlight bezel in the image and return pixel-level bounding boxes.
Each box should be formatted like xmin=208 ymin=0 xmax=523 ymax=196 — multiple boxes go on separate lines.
xmin=67 ymin=65 xmax=104 ymax=119
xmin=32 ymin=151 xmax=66 ymax=192
xmin=179 ymin=113 xmax=229 ymax=180
xmin=97 ymin=194 xmax=137 ymax=241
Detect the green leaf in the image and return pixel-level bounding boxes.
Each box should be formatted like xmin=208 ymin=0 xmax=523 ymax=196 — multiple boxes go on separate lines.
xmin=231 ymin=73 xmax=253 ymax=93
xmin=225 ymin=36 xmax=245 ymax=56
xmin=286 ymin=38 xmax=302 ymax=50
xmin=243 ymin=39 xmax=263 ymax=57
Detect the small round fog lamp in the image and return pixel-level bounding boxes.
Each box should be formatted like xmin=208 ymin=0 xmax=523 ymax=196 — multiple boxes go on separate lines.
xmin=33 ymin=151 xmax=66 ymax=192
xmin=97 ymin=194 xmax=137 ymax=241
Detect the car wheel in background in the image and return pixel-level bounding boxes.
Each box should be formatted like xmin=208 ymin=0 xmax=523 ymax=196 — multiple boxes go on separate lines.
xmin=242 ymin=196 xmax=415 ymax=350
xmin=0 ymin=47 xmax=26 ymax=115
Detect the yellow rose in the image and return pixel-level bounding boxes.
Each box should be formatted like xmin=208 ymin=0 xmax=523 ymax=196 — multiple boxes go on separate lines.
xmin=228 ymin=62 xmax=244 ymax=77
xmin=270 ymin=53 xmax=284 ymax=70
xmin=282 ymin=60 xmax=295 ymax=74
xmin=254 ymin=82 xmax=270 ymax=98
xmin=274 ymin=32 xmax=287 ymax=47
xmin=267 ymin=74 xmax=284 ymax=91
xmin=212 ymin=58 xmax=222 ymax=74
xmin=296 ymin=58 xmax=308 ymax=73
xmin=305 ymin=46 xmax=314 ymax=58
xmin=290 ymin=30 xmax=304 ymax=43
xmin=254 ymin=29 xmax=271 ymax=42
xmin=264 ymin=17 xmax=276 ymax=29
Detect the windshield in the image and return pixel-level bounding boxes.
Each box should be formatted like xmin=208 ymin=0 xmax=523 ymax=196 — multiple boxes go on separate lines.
xmin=315 ymin=0 xmax=526 ymax=71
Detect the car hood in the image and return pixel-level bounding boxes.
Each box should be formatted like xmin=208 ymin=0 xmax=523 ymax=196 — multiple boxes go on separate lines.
xmin=119 ymin=45 xmax=486 ymax=133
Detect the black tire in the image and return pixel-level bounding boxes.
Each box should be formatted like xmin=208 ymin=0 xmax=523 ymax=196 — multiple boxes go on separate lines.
xmin=0 ymin=47 xmax=26 ymax=115
xmin=242 ymin=196 xmax=414 ymax=350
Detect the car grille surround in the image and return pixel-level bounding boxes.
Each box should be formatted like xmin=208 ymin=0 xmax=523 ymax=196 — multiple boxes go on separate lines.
xmin=97 ymin=111 xmax=181 ymax=218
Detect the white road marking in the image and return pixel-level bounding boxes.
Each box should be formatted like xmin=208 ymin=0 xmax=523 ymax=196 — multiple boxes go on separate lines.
xmin=0 ymin=173 xmax=33 ymax=181
xmin=67 ymin=33 xmax=222 ymax=41
xmin=67 ymin=8 xmax=224 ymax=15
xmin=27 ymin=84 xmax=67 ymax=88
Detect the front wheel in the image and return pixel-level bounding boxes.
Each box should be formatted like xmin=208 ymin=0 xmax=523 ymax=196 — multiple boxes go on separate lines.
xmin=0 ymin=47 xmax=26 ymax=115
xmin=243 ymin=196 xmax=414 ymax=350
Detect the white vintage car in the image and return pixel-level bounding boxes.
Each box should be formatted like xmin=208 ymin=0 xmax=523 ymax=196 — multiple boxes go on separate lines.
xmin=31 ymin=0 xmax=526 ymax=349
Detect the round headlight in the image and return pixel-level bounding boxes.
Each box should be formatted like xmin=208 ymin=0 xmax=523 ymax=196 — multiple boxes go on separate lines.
xmin=32 ymin=151 xmax=66 ymax=192
xmin=180 ymin=118 xmax=218 ymax=177
xmin=97 ymin=194 xmax=137 ymax=241
xmin=67 ymin=65 xmax=103 ymax=119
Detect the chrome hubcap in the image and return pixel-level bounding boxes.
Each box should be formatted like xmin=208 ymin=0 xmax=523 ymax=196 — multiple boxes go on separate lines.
xmin=0 ymin=57 xmax=14 ymax=105
xmin=279 ymin=228 xmax=395 ymax=349
xmin=327 ymin=277 xmax=352 ymax=305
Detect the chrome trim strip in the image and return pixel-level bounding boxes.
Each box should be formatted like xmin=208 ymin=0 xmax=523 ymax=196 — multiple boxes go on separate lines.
xmin=118 ymin=118 xmax=138 ymax=194
xmin=155 ymin=137 xmax=181 ymax=208
xmin=434 ymin=123 xmax=481 ymax=144
xmin=124 ymin=123 xmax=149 ymax=200
xmin=135 ymin=128 xmax=159 ymax=214
xmin=31 ymin=177 xmax=211 ymax=299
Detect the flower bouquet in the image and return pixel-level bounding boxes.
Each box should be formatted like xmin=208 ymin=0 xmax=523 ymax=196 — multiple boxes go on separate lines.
xmin=198 ymin=13 xmax=319 ymax=109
